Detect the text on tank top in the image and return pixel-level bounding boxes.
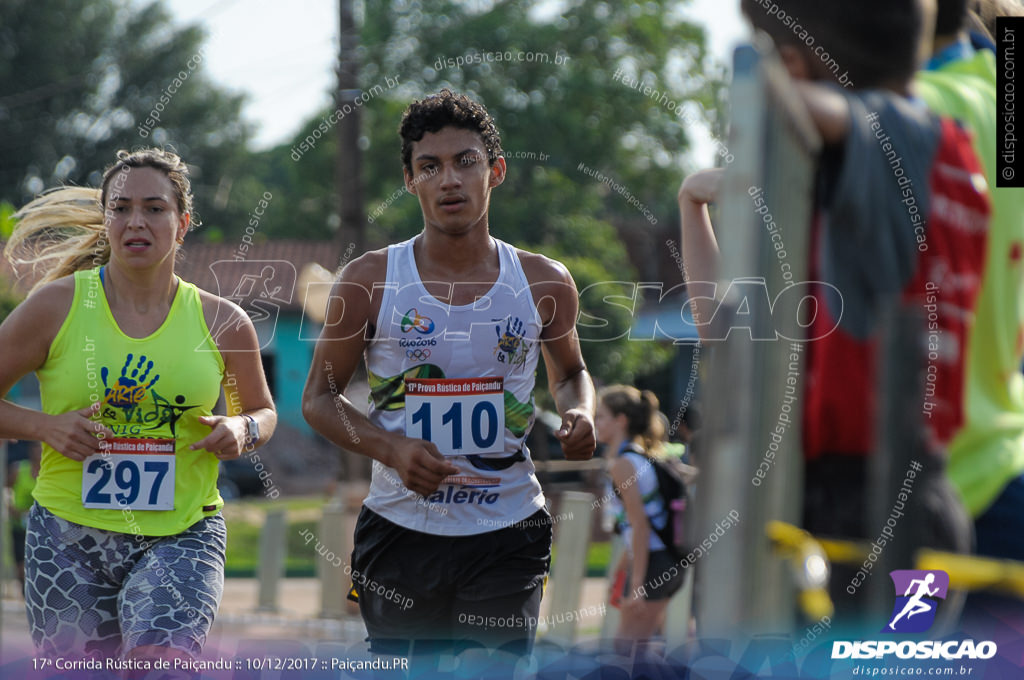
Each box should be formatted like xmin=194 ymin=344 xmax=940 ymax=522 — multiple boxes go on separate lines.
xmin=362 ymin=237 xmax=547 ymax=535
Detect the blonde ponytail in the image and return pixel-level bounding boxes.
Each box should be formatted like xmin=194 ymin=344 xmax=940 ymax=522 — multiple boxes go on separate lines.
xmin=3 ymin=147 xmax=194 ymax=296
xmin=639 ymin=389 xmax=666 ymax=457
xmin=3 ymin=187 xmax=109 ymax=296
xmin=599 ymin=384 xmax=667 ymax=458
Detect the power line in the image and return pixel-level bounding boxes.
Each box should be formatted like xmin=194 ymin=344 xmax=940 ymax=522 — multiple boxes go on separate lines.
xmin=0 ymin=73 xmax=90 ymax=109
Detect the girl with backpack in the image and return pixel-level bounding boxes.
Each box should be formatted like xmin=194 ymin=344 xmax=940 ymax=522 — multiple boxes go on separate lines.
xmin=597 ymin=385 xmax=685 ymax=650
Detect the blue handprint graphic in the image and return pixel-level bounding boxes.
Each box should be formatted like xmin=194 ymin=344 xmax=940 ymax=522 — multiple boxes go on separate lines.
xmin=101 ymin=354 xmax=160 ymax=409
xmin=494 ymin=317 xmax=530 ymax=369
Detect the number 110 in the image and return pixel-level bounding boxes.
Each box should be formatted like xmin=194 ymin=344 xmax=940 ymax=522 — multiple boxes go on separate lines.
xmin=409 ymin=401 xmax=499 ymax=450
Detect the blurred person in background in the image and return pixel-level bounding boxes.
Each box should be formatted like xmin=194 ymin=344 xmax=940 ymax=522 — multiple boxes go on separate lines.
xmin=597 ymin=385 xmax=684 ymax=652
xmin=678 ymin=0 xmax=988 ymax=622
xmin=970 ymin=0 xmax=1024 ymax=38
xmin=916 ymin=0 xmax=1024 ymax=632
xmin=6 ymin=439 xmax=40 ymax=593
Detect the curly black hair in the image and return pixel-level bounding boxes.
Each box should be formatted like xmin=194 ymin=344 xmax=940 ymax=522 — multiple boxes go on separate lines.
xmin=935 ymin=0 xmax=971 ymax=36
xmin=399 ymin=89 xmax=503 ymax=173
xmin=740 ymin=0 xmax=924 ymax=89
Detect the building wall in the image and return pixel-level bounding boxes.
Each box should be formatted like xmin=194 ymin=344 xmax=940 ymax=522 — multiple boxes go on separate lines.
xmin=272 ymin=314 xmax=316 ymax=432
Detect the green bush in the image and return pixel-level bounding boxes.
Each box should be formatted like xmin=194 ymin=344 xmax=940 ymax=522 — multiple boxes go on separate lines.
xmin=223 ymin=497 xmax=324 ymax=577
xmin=223 ymin=496 xmax=613 ymax=578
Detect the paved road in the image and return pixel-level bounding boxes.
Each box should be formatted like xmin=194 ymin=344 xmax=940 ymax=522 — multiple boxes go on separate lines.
xmin=1 ymin=576 xmax=611 ymax=666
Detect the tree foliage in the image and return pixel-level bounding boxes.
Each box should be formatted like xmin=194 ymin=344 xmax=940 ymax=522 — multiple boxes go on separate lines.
xmin=0 ymin=0 xmax=251 ymax=236
xmin=250 ymin=0 xmax=716 ymax=382
xmin=1 ymin=0 xmax=723 ymax=384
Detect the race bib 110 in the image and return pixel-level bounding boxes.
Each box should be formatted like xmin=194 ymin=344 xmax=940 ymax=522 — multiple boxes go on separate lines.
xmin=82 ymin=438 xmax=175 ymax=510
xmin=404 ymin=378 xmax=505 ymax=456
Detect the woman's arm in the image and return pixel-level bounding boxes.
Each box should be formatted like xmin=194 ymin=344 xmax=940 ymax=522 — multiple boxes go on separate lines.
xmin=612 ymin=455 xmax=653 ymax=601
xmin=196 ymin=294 xmax=276 ymax=459
xmin=0 ymin=278 xmax=114 ymax=459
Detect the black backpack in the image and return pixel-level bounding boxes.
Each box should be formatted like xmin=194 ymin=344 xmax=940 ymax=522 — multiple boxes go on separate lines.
xmin=619 ymin=445 xmax=693 ymax=560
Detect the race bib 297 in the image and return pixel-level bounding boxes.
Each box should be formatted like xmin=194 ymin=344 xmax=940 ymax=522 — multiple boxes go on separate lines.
xmin=82 ymin=438 xmax=175 ymax=510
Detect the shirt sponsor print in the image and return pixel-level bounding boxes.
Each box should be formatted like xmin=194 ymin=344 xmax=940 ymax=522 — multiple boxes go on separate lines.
xmin=426 ymin=475 xmax=501 ymax=505
xmin=100 ymin=353 xmax=198 ymax=438
xmin=493 ymin=315 xmax=531 ymax=370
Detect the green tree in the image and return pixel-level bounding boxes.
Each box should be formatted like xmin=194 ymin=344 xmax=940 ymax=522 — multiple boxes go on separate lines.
xmin=0 ymin=0 xmax=252 ymax=236
xmin=0 ymin=202 xmax=16 ymax=241
xmin=237 ymin=117 xmax=344 ymax=243
xmin=0 ymin=201 xmax=23 ymax=322
xmin=356 ymin=0 xmax=723 ymax=243
xmin=0 ymin=281 xmax=21 ymax=324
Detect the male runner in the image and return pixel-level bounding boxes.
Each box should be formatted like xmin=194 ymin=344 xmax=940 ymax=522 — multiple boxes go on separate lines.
xmin=302 ymin=89 xmax=596 ymax=656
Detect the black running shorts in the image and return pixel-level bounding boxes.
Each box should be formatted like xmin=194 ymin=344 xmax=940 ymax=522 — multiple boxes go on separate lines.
xmin=349 ymin=506 xmax=552 ymax=656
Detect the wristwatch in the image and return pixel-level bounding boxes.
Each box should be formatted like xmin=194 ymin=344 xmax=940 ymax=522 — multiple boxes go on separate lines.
xmin=242 ymin=414 xmax=260 ymax=447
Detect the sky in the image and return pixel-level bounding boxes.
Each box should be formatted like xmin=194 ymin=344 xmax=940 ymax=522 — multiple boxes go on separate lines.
xmin=162 ymin=0 xmax=748 ymax=164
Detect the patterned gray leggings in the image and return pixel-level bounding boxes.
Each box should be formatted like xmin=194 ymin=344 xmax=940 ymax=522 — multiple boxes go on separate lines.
xmin=24 ymin=503 xmax=225 ymax=660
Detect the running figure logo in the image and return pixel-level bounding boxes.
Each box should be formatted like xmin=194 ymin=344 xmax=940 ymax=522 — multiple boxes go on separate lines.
xmin=883 ymin=570 xmax=949 ymax=633
xmin=207 ymin=259 xmax=297 ymax=351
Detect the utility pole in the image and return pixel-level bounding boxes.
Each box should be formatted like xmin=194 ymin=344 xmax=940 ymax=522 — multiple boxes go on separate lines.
xmin=334 ymin=0 xmax=371 ymax=484
xmin=336 ymin=0 xmax=365 ymax=257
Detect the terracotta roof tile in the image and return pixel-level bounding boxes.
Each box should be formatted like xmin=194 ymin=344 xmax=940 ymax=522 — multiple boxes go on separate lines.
xmin=176 ymin=240 xmax=342 ymax=311
xmin=1 ymin=240 xmax=343 ymax=311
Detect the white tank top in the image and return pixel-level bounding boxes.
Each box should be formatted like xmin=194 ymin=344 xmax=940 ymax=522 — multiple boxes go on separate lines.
xmin=608 ymin=446 xmax=668 ymax=553
xmin=363 ymin=236 xmax=546 ymax=535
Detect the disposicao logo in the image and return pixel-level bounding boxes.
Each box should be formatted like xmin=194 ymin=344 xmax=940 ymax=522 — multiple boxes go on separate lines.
xmin=401 ymin=308 xmax=435 ymax=334
xmin=884 ymin=570 xmax=947 ymax=634
xmin=831 ymin=569 xmax=997 ymax=661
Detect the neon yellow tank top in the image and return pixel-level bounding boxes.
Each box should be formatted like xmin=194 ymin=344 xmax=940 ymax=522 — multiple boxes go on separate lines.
xmin=33 ymin=268 xmax=226 ymax=535
xmin=917 ymin=51 xmax=1024 ymax=517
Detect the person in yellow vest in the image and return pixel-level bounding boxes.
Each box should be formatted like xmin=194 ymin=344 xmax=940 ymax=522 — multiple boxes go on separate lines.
xmin=0 ymin=149 xmax=276 ymax=666
xmin=915 ymin=0 xmax=1024 ymax=632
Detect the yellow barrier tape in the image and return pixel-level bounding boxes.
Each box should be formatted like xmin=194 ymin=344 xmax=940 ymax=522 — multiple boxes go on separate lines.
xmin=769 ymin=521 xmax=1024 ymax=599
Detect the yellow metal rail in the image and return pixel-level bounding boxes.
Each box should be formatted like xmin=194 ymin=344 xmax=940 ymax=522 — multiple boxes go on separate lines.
xmin=767 ymin=521 xmax=1024 ymax=620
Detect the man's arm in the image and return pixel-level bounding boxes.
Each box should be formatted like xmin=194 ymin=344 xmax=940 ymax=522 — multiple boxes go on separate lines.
xmin=677 ymin=83 xmax=854 ymax=341
xmin=521 ymin=252 xmax=596 ymax=461
xmin=301 ymin=251 xmax=457 ymax=495
xmin=793 ymin=81 xmax=852 ymax=145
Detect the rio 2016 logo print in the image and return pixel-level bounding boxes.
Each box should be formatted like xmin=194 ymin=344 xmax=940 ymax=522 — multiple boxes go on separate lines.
xmin=401 ymin=308 xmax=435 ymax=334
xmin=884 ymin=570 xmax=949 ymax=634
